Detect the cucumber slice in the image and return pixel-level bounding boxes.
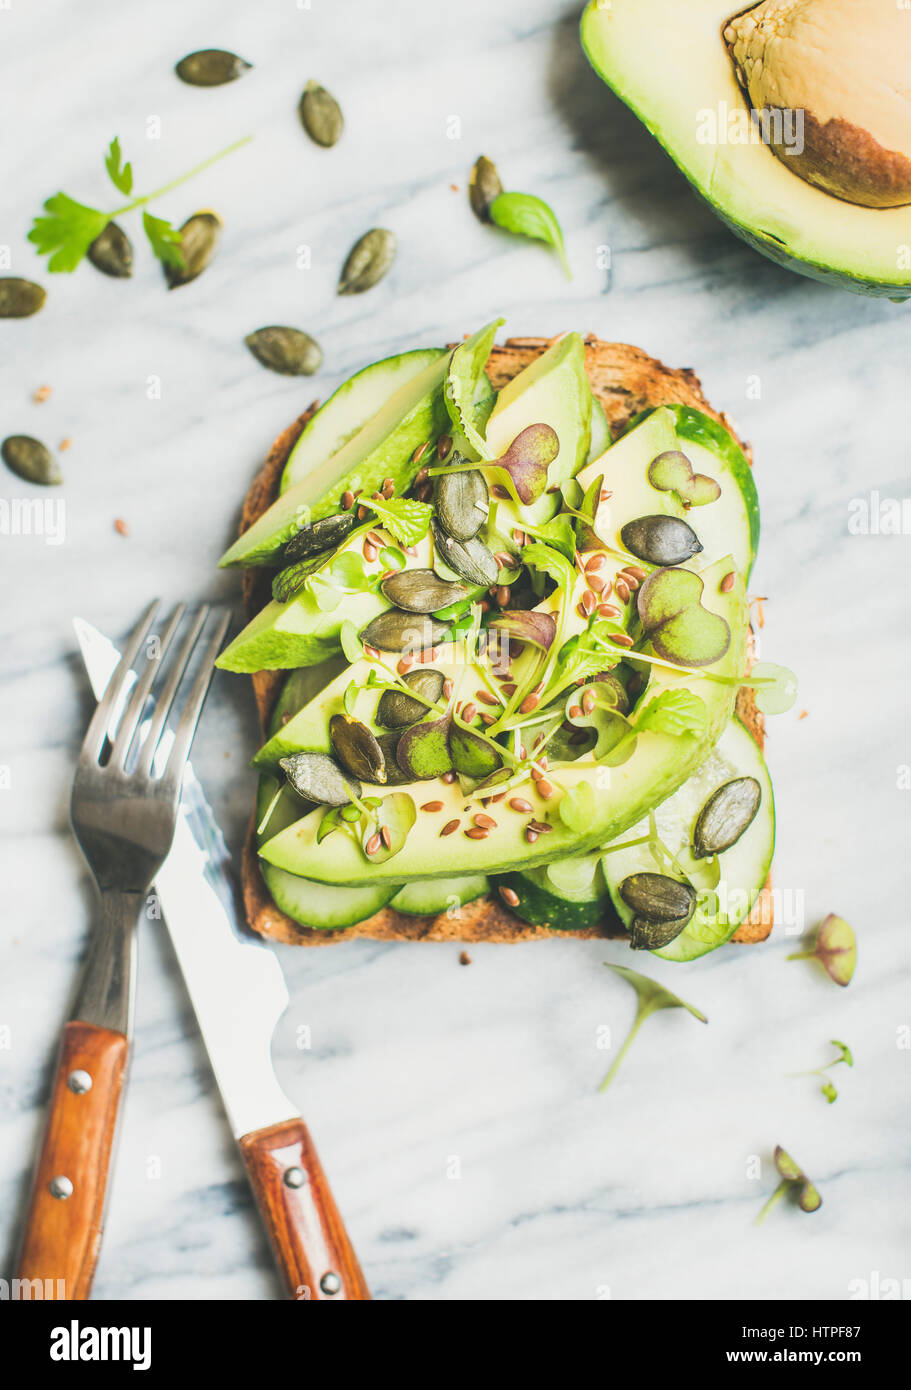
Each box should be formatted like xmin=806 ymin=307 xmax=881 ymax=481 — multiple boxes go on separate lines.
xmin=281 ymin=349 xmax=446 ymax=494
xmin=255 ymin=774 xmax=398 ymax=929
xmin=390 ymin=876 xmax=489 ymax=915
xmin=495 ymin=854 xmax=617 ymax=932
xmin=601 ymin=717 xmax=774 ymax=961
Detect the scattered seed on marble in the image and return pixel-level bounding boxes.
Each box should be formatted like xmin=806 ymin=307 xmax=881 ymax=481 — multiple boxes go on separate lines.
xmin=499 ymin=886 xmax=520 ymax=907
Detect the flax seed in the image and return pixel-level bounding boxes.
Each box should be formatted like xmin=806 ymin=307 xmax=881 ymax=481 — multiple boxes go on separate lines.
xmin=600 ymin=489 xmax=612 ymax=502
xmin=477 ymin=689 xmax=499 ymax=705
xmin=499 ymin=886 xmax=520 ymax=907
xmin=465 ymin=826 xmax=489 ymax=839
xmin=625 ymin=565 xmax=648 ymax=581
xmin=512 ymin=528 xmax=526 ymax=545
xmin=610 ymin=632 xmax=634 ymax=648
xmin=415 ymin=467 xmax=429 ymax=486
xmin=442 ymin=770 xmax=456 ymax=784
xmin=418 ymin=646 xmax=440 ymax=663
xmin=598 ymin=602 xmax=620 ymax=619
xmin=495 ymin=585 xmax=511 ymax=606
xmin=587 ymin=572 xmax=606 ymax=593
xmin=531 ymin=766 xmax=543 ymax=781
xmin=614 ymin=577 xmax=630 ymax=604
xmin=519 ymin=693 xmax=540 ymax=714
xmin=367 ymin=530 xmax=384 ymax=547
xmin=474 ymin=813 xmax=496 ymax=829
xmin=619 ymin=570 xmax=640 ymax=591
xmin=721 ymin=571 xmax=735 ymax=593
xmin=528 ymin=819 xmax=552 ymax=834
xmin=440 ymin=818 xmax=460 ymax=836
xmin=525 ymin=828 xmax=538 ymax=843
xmin=569 ymin=704 xmax=583 ymax=719
xmin=366 ymin=832 xmax=382 ymax=855
xmin=443 ymin=678 xmax=453 ymax=699
xmin=491 ymin=484 xmax=510 ymax=500
xmin=490 ymin=791 xmax=507 ymax=803
xmin=462 ymin=702 xmax=477 ymax=723
xmin=480 ymin=712 xmax=497 ymax=725
xmin=421 ymin=800 xmax=444 ymax=812
xmin=494 ymin=552 xmax=514 ymax=569
xmin=437 ymin=434 xmax=452 ymax=460
xmin=501 ymin=682 xmax=517 ymax=696
xmin=342 ymin=490 xmax=355 ymax=509
xmin=509 ymin=797 xmax=533 ymax=813
xmin=357 ymin=505 xmax=369 ymax=521
xmin=581 ymin=590 xmax=596 ymax=615
xmin=582 ymin=690 xmax=596 ymax=715
xmin=381 ymin=825 xmax=392 ymax=849
xmin=412 ymin=441 xmax=430 ymax=464
xmin=363 ymin=643 xmax=381 ymax=660
xmin=584 ymin=553 xmax=606 ymax=572
xmin=537 ymin=780 xmax=554 ymax=799
xmin=397 ymin=655 xmax=414 ymax=675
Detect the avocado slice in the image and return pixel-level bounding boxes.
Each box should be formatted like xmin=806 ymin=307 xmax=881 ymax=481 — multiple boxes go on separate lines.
xmin=580 ymin=0 xmax=911 ymax=298
xmin=220 ymin=320 xmax=502 ymax=568
xmin=483 ymin=332 xmax=593 ymax=526
xmin=259 ymin=557 xmax=748 ymax=884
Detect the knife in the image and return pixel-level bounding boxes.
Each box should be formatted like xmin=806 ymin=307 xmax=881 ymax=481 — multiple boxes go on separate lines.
xmin=74 ymin=618 xmax=371 ymax=1302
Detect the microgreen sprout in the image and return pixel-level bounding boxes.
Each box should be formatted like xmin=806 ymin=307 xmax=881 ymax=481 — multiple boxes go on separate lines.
xmin=789 ymin=1040 xmax=854 ymax=1104
xmin=787 ymin=914 xmax=856 ymax=987
xmin=600 ymin=963 xmax=707 ymax=1093
xmin=755 ymin=1146 xmax=822 ymax=1224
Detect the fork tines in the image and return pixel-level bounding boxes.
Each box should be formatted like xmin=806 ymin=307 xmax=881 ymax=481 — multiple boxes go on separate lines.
xmin=84 ymin=601 xmax=231 ymax=791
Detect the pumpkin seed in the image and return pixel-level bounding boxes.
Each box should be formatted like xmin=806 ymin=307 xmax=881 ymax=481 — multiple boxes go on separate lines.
xmin=282 ymin=512 xmax=355 ymax=564
xmin=0 ymin=277 xmax=46 ymax=318
xmin=376 ymin=669 xmax=444 ymax=729
xmin=1 ymin=435 xmax=60 ymax=486
xmin=620 ymin=515 xmax=703 ymax=566
xmin=272 ymin=552 xmax=330 ymax=604
xmin=175 ymin=49 xmax=252 ymax=86
xmin=693 ymin=776 xmax=761 ymax=859
xmin=618 ymin=872 xmax=696 ymax=924
xmin=360 ymin=609 xmax=451 ymax=654
xmin=87 ymin=222 xmax=133 ymax=278
xmin=436 ymin=458 xmax=489 ymax=540
xmin=450 ymin=723 xmax=502 ymax=779
xmin=279 ymin=751 xmax=361 ymax=806
xmin=329 ymin=713 xmax=386 ymax=783
xmin=380 ymin=568 xmax=467 ymax=614
xmin=245 ymin=326 xmax=323 ymax=376
xmin=628 ymin=914 xmax=693 ymax=950
xmin=468 ymin=155 xmax=503 ymax=224
xmin=431 ymin=519 xmax=499 ymax=586
xmin=299 ymin=80 xmax=344 ymax=147
xmin=338 ymin=228 xmax=396 ymax=296
xmin=375 ymin=731 xmax=411 ymax=784
xmin=164 ymin=212 xmax=221 ymax=289
xmin=395 ymin=714 xmax=454 ymax=780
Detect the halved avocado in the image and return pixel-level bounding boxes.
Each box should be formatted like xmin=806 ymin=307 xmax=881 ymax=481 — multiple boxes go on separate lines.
xmin=580 ymin=0 xmax=911 ymax=299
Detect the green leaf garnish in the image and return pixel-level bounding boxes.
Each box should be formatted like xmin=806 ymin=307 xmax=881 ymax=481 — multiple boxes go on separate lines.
xmin=747 ymin=662 xmax=798 ymax=714
xmin=362 ymin=495 xmax=433 ymax=547
xmin=787 ymin=913 xmax=856 ymax=986
xmin=489 ymin=191 xmax=571 ymax=278
xmin=756 ymin=1145 xmax=822 ymax=1223
xmin=104 ymin=137 xmax=133 ymax=196
xmin=600 ymin=963 xmax=706 ymax=1093
xmin=634 ymin=689 xmax=708 ymax=739
xmin=788 ymin=1038 xmax=854 ymax=1104
xmin=29 ymin=135 xmax=250 ymax=274
xmin=339 ymin=619 xmax=365 ymax=666
xmin=442 ymin=320 xmax=503 ymax=458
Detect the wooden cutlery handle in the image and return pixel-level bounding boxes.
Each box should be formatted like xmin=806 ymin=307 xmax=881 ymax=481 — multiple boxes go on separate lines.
xmin=239 ymin=1118 xmax=371 ymax=1300
xmin=16 ymin=1021 xmax=129 ymax=1300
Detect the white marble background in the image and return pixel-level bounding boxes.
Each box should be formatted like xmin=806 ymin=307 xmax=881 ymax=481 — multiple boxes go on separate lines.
xmin=2 ymin=0 xmax=909 ymax=1302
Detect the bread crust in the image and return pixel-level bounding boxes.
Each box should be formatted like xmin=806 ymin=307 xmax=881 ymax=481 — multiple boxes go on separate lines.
xmin=235 ymin=335 xmax=772 ymax=947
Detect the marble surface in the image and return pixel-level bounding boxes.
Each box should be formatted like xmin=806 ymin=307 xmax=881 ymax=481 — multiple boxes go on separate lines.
xmin=2 ymin=0 xmax=909 ymax=1302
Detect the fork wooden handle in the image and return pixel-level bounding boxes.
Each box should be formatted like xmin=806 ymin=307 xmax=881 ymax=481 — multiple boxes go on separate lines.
xmin=16 ymin=1021 xmax=129 ymax=1300
xmin=239 ymin=1118 xmax=371 ymax=1300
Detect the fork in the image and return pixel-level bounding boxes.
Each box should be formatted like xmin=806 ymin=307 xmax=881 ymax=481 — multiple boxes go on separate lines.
xmin=15 ymin=599 xmax=231 ymax=1300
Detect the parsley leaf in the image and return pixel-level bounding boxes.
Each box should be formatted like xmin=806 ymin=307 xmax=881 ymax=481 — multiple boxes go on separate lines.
xmin=363 ymin=496 xmax=433 ymax=547
xmin=142 ymin=210 xmax=184 ymax=269
xmin=104 ymin=137 xmax=133 ymax=196
xmin=635 ymin=689 xmax=708 ymax=739
xmin=28 ymin=194 xmax=109 ymax=273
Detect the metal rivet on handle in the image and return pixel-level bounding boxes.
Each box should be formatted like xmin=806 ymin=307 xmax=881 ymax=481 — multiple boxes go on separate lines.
xmin=320 ymin=1271 xmax=341 ymax=1295
xmin=68 ymin=1069 xmax=93 ymax=1094
xmin=49 ymin=1175 xmax=73 ymax=1199
xmin=284 ymin=1166 xmax=307 ymax=1189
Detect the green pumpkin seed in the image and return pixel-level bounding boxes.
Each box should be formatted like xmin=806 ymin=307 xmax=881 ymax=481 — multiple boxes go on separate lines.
xmin=376 ymin=669 xmax=445 ymax=729
xmin=299 ymin=80 xmax=344 ymax=147
xmin=628 ymin=914 xmax=692 ymax=950
xmin=431 ymin=519 xmax=498 ymax=586
xmin=693 ymin=776 xmax=761 ymax=858
xmin=87 ymin=222 xmax=133 ymax=278
xmin=338 ymin=228 xmax=396 ymax=296
xmin=175 ymin=49 xmax=252 ymax=86
xmin=395 ymin=714 xmax=453 ymax=780
xmin=468 ymin=155 xmax=503 ymax=224
xmin=164 ymin=212 xmax=221 ymax=289
xmin=618 ymin=872 xmax=696 ymax=924
xmin=245 ymin=326 xmax=323 ymax=376
xmin=282 ymin=512 xmax=355 ymax=564
xmin=0 ymin=277 xmax=46 ymax=318
xmin=1 ymin=435 xmax=61 ymax=486
xmin=620 ymin=515 xmax=703 ymax=566
xmin=380 ymin=569 xmax=467 ymax=614
xmin=450 ymin=723 xmax=502 ymax=779
xmin=436 ymin=459 xmax=489 ymax=541
xmin=279 ymin=751 xmax=361 ymax=806
xmin=375 ymin=731 xmax=411 ymax=784
xmin=329 ymin=713 xmax=386 ymax=783
xmin=360 ymin=609 xmax=451 ymax=654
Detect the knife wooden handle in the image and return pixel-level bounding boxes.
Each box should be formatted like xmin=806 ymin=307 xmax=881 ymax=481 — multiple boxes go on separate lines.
xmin=239 ymin=1118 xmax=371 ymax=1300
xmin=16 ymin=1021 xmax=129 ymax=1300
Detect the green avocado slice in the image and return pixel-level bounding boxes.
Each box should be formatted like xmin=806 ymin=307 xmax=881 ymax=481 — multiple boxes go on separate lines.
xmin=580 ymin=0 xmax=911 ymax=298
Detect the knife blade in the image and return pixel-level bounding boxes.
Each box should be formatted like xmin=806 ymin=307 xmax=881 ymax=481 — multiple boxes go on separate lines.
xmin=73 ymin=617 xmax=371 ymax=1301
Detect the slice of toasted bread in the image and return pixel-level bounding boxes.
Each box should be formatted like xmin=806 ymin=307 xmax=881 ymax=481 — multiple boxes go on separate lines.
xmin=235 ymin=335 xmax=772 ymax=946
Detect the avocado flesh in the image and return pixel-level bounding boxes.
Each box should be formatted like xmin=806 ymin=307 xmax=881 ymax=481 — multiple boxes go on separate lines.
xmin=483 ymin=332 xmax=593 ymax=527
xmin=259 ymin=557 xmax=747 ymax=883
xmin=580 ymin=0 xmax=911 ymax=298
xmin=220 ymin=321 xmax=500 ymax=568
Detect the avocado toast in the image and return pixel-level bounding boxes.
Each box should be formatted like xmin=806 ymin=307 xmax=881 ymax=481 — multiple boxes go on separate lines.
xmin=219 ymin=326 xmax=783 ymax=950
